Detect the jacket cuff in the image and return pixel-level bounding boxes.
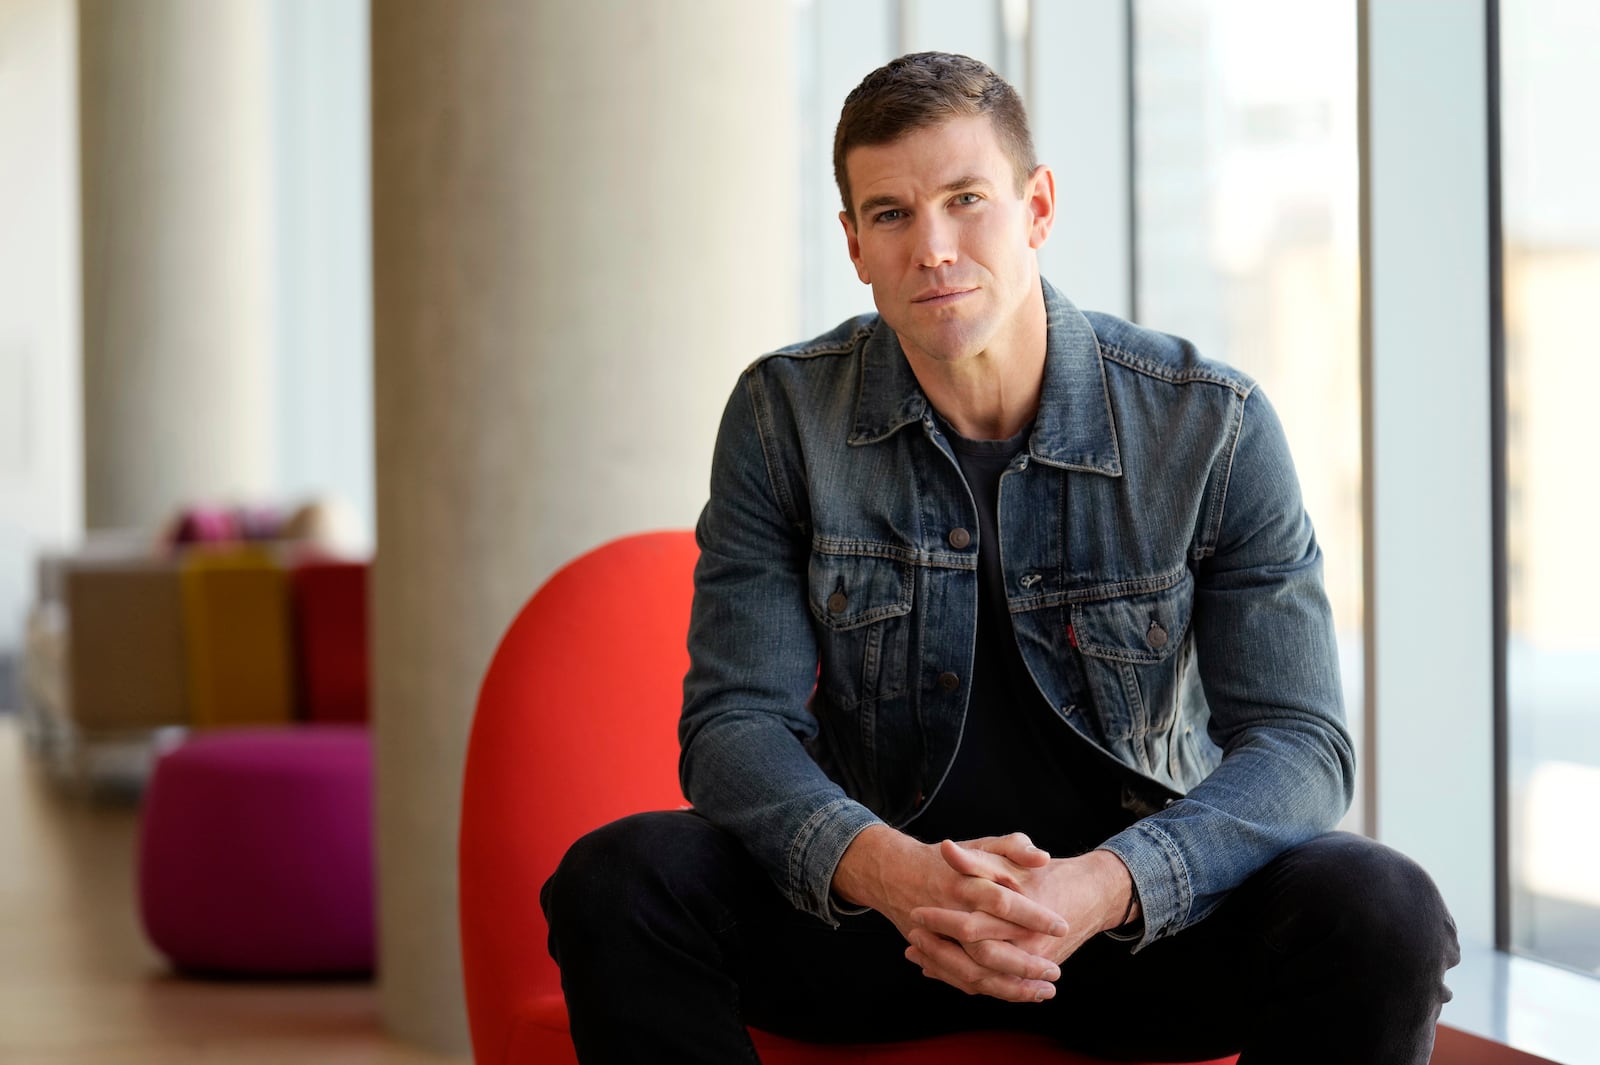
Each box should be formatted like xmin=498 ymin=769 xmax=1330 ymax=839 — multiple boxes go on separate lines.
xmin=1096 ymin=821 xmax=1193 ymax=952
xmin=789 ymin=797 xmax=883 ymax=926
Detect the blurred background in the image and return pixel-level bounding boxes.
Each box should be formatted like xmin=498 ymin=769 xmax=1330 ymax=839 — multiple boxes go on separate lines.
xmin=0 ymin=0 xmax=1594 ymax=1060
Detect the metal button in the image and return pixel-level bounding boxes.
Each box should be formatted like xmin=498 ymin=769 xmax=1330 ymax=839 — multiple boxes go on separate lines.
xmin=948 ymin=527 xmax=972 ymax=549
xmin=937 ymin=671 xmax=960 ymax=692
xmin=827 ymin=590 xmax=848 ymax=614
xmin=1146 ymin=620 xmax=1169 ymax=649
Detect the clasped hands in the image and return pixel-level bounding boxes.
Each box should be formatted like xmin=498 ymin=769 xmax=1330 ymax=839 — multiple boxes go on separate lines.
xmin=832 ymin=824 xmax=1138 ymax=1004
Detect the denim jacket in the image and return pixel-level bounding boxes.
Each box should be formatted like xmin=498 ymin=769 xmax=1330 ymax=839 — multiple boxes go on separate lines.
xmin=679 ymin=281 xmax=1354 ymax=950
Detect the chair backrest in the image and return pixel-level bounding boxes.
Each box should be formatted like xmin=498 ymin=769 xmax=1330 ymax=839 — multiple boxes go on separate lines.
xmin=65 ymin=557 xmax=189 ymax=731
xmin=288 ymin=558 xmax=370 ymax=723
xmin=459 ymin=530 xmax=698 ymax=1060
xmin=180 ymin=546 xmax=295 ymax=727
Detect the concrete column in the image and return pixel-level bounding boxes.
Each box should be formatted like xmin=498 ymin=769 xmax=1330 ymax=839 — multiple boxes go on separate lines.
xmin=77 ymin=0 xmax=275 ymax=530
xmin=371 ymin=2 xmax=796 ymax=1052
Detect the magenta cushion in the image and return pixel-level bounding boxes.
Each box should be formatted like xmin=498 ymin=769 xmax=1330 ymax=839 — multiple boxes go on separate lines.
xmin=138 ymin=725 xmax=374 ymax=975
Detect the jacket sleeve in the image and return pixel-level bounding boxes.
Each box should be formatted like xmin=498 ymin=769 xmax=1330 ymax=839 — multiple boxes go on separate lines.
xmin=1097 ymin=385 xmax=1355 ymax=949
xmin=678 ymin=370 xmax=883 ymax=924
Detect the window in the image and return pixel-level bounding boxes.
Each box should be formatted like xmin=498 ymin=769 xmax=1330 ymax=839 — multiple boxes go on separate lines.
xmin=1500 ymin=0 xmax=1600 ymax=976
xmin=794 ymin=0 xmax=1024 ymax=336
xmin=1132 ymin=0 xmax=1364 ymax=827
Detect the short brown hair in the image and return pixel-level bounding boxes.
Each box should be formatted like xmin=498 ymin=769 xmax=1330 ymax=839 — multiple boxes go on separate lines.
xmin=833 ymin=52 xmax=1037 ymax=221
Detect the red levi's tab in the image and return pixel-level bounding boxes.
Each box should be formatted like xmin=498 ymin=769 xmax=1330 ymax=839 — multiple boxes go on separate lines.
xmin=1067 ymin=623 xmax=1078 ymax=649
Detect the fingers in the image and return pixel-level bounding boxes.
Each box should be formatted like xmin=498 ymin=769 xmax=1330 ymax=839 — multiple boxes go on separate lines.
xmin=904 ymin=929 xmax=1057 ymax=1003
xmin=939 ymin=838 xmax=1018 ymax=886
xmin=957 ymin=832 xmax=1053 ymax=868
xmin=949 ymin=869 xmax=1068 ymax=937
xmin=911 ymin=904 xmax=1056 ymax=952
xmin=912 ymin=906 xmax=1063 ymax=983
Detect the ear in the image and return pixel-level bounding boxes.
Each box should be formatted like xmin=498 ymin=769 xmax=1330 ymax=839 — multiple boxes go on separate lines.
xmin=840 ymin=211 xmax=870 ymax=284
xmin=1024 ymin=164 xmax=1057 ymax=250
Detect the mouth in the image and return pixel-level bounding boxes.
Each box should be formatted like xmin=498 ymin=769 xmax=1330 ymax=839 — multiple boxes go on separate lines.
xmin=911 ymin=286 xmax=976 ymax=307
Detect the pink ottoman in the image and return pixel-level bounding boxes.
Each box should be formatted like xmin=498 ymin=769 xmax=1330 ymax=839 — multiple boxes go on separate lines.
xmin=138 ymin=726 xmax=374 ymax=975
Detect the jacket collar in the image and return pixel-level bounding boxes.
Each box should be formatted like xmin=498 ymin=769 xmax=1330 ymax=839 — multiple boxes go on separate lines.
xmin=848 ymin=279 xmax=1122 ymax=477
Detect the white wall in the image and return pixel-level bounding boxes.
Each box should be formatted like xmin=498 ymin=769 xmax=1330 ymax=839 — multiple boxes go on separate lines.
xmin=0 ymin=0 xmax=82 ymax=660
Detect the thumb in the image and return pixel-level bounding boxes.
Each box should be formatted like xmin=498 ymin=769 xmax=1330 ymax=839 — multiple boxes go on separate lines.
xmin=938 ymin=837 xmax=1034 ymax=889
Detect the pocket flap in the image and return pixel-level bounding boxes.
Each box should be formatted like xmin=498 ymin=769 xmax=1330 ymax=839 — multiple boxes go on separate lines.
xmin=1071 ymin=570 xmax=1192 ymax=664
xmin=808 ymin=551 xmax=913 ymax=631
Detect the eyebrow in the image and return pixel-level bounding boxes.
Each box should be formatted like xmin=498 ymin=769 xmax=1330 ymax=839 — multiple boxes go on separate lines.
xmin=857 ymin=175 xmax=994 ymax=218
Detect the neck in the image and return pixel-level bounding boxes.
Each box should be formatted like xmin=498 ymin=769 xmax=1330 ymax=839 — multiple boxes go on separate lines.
xmin=905 ymin=283 xmax=1047 ymax=441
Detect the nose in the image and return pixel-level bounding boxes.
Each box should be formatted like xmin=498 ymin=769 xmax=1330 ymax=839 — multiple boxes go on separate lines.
xmin=911 ymin=213 xmax=957 ymax=269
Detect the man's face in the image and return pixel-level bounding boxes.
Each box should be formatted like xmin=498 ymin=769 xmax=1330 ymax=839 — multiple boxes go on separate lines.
xmin=840 ymin=115 xmax=1054 ymax=369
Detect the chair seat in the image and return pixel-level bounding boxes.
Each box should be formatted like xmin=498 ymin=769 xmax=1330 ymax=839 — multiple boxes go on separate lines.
xmin=512 ymin=992 xmax=1237 ymax=1065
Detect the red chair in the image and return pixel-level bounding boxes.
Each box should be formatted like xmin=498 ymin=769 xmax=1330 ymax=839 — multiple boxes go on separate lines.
xmin=288 ymin=557 xmax=370 ymax=723
xmin=459 ymin=530 xmax=1237 ymax=1065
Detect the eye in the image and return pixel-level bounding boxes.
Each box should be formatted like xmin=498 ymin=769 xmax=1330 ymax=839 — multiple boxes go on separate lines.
xmin=873 ymin=208 xmax=905 ymax=224
xmin=954 ymin=192 xmax=981 ymax=206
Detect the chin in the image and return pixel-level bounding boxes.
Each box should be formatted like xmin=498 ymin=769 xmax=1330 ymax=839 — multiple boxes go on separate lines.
xmin=911 ymin=335 xmax=988 ymax=365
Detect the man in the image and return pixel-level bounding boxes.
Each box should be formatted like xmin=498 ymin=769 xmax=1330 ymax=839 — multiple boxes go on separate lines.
xmin=544 ymin=52 xmax=1458 ymax=1063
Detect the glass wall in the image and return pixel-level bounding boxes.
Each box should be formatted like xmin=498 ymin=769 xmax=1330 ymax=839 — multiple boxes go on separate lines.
xmin=272 ymin=0 xmax=373 ymax=548
xmin=1501 ymin=0 xmax=1600 ymax=975
xmin=794 ymin=0 xmax=1025 ymax=336
xmin=795 ymin=0 xmax=1365 ymax=829
xmin=1131 ymin=0 xmax=1364 ymax=827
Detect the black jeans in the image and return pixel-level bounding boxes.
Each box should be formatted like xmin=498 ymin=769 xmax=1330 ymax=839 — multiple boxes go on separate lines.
xmin=542 ymin=812 xmax=1459 ymax=1065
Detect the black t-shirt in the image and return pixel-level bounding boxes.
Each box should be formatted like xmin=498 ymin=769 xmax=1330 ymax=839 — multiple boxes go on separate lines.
xmin=903 ymin=413 xmax=1144 ymax=858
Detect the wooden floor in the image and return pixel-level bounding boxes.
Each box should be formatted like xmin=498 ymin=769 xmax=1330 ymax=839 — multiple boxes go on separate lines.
xmin=0 ymin=716 xmax=469 ymax=1065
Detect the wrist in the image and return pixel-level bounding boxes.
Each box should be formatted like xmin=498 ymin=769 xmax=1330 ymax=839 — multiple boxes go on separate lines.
xmin=1089 ymin=848 xmax=1140 ymax=933
xmin=831 ymin=823 xmax=903 ymax=910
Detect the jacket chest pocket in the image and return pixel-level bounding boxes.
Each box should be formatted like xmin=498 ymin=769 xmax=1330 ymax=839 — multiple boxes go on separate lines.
xmin=808 ymin=551 xmax=914 ymax=713
xmin=1069 ymin=570 xmax=1194 ymax=751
